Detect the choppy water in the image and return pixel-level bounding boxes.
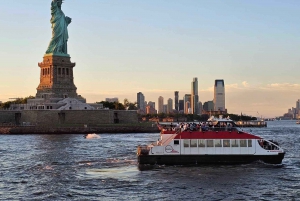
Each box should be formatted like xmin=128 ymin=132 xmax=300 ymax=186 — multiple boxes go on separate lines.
xmin=0 ymin=121 xmax=299 ymax=200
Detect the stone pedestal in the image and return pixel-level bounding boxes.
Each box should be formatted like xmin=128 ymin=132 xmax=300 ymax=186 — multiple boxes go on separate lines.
xmin=36 ymin=54 xmax=78 ymax=99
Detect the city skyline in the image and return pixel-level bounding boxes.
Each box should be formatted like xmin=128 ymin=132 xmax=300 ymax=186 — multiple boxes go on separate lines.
xmin=1 ymin=1 xmax=300 ymax=117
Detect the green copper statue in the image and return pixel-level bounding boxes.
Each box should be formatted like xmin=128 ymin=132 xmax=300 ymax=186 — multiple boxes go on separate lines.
xmin=46 ymin=0 xmax=72 ymax=56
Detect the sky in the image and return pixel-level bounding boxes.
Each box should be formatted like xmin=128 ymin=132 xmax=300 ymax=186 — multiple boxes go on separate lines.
xmin=0 ymin=0 xmax=300 ymax=118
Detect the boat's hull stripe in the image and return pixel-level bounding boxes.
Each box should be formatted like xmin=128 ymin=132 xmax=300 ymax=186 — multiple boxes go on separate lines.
xmin=138 ymin=153 xmax=285 ymax=165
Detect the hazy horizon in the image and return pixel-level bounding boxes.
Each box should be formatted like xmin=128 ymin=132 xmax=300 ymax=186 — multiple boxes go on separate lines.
xmin=1 ymin=0 xmax=300 ymax=118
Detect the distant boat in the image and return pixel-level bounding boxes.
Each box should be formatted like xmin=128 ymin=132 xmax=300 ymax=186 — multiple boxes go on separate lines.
xmin=296 ymin=121 xmax=300 ymax=124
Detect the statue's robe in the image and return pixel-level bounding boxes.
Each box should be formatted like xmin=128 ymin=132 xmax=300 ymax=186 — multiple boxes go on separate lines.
xmin=46 ymin=2 xmax=69 ymax=55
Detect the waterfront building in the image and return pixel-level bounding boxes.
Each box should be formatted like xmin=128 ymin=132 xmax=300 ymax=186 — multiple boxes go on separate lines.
xmin=179 ymin=100 xmax=184 ymax=113
xmin=137 ymin=92 xmax=145 ymax=114
xmin=198 ymin=101 xmax=203 ymax=115
xmin=203 ymin=101 xmax=214 ymax=111
xmin=158 ymin=96 xmax=164 ymax=113
xmin=174 ymin=91 xmax=179 ymax=111
xmin=146 ymin=105 xmax=156 ymax=114
xmin=163 ymin=104 xmax=168 ymax=114
xmin=105 ymin=98 xmax=119 ymax=103
xmin=191 ymin=78 xmax=199 ymax=114
xmin=167 ymin=98 xmax=173 ymax=114
xmin=148 ymin=101 xmax=155 ymax=110
xmin=183 ymin=94 xmax=191 ymax=114
xmin=185 ymin=101 xmax=191 ymax=114
xmin=214 ymin=79 xmax=225 ymax=111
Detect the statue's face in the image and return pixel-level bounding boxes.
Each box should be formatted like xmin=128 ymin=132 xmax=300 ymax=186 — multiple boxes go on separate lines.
xmin=57 ymin=0 xmax=62 ymax=8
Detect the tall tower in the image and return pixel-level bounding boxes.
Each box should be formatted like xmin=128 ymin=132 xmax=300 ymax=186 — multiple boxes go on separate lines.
xmin=296 ymin=99 xmax=300 ymax=112
xmin=158 ymin=96 xmax=164 ymax=113
xmin=174 ymin=91 xmax=179 ymax=111
xmin=214 ymin=80 xmax=225 ymax=111
xmin=191 ymin=77 xmax=199 ymax=114
xmin=137 ymin=92 xmax=145 ymax=113
xmin=167 ymin=98 xmax=173 ymax=114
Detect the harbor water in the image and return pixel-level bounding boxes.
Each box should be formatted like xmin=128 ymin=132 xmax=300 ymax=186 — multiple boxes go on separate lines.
xmin=0 ymin=121 xmax=299 ymax=200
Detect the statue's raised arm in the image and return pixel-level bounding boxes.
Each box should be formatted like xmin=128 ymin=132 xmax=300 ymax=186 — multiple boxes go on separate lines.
xmin=45 ymin=0 xmax=71 ymax=56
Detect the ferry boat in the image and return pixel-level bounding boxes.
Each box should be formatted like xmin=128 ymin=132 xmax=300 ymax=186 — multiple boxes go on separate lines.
xmin=137 ymin=116 xmax=285 ymax=165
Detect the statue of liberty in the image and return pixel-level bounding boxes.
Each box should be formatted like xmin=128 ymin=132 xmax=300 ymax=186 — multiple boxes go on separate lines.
xmin=46 ymin=0 xmax=72 ymax=56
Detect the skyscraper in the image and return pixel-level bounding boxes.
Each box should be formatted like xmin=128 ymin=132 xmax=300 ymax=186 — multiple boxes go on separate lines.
xmin=296 ymin=99 xmax=300 ymax=111
xmin=183 ymin=94 xmax=191 ymax=114
xmin=163 ymin=104 xmax=168 ymax=114
xmin=158 ymin=96 xmax=164 ymax=113
xmin=213 ymin=80 xmax=225 ymax=111
xmin=174 ymin=91 xmax=179 ymax=111
xmin=137 ymin=92 xmax=145 ymax=113
xmin=179 ymin=100 xmax=184 ymax=112
xmin=167 ymin=98 xmax=173 ymax=114
xmin=146 ymin=101 xmax=156 ymax=114
xmin=198 ymin=101 xmax=203 ymax=115
xmin=191 ymin=77 xmax=199 ymax=114
xmin=203 ymin=101 xmax=214 ymax=111
xmin=185 ymin=101 xmax=191 ymax=114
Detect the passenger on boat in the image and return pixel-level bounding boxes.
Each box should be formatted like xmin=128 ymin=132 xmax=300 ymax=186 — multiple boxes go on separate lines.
xmin=201 ymin=123 xmax=207 ymax=131
xmin=189 ymin=123 xmax=195 ymax=131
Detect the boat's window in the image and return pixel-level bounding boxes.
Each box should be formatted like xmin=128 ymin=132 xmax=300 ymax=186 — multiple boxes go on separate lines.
xmin=215 ymin=139 xmax=222 ymax=147
xmin=223 ymin=140 xmax=230 ymax=147
xmin=198 ymin=140 xmax=206 ymax=147
xmin=207 ymin=140 xmax=214 ymax=147
xmin=190 ymin=139 xmax=197 ymax=147
xmin=184 ymin=139 xmax=189 ymax=147
xmin=248 ymin=140 xmax=252 ymax=147
xmin=174 ymin=140 xmax=179 ymax=145
xmin=231 ymin=139 xmax=239 ymax=147
xmin=240 ymin=140 xmax=247 ymax=147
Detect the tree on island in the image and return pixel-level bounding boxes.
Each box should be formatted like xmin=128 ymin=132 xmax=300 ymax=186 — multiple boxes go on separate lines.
xmin=96 ymin=99 xmax=137 ymax=110
xmin=0 ymin=96 xmax=35 ymax=109
xmin=123 ymin=99 xmax=138 ymax=110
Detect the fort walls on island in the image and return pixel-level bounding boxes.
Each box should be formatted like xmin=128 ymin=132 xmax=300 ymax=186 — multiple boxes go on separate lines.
xmin=0 ymin=110 xmax=159 ymax=134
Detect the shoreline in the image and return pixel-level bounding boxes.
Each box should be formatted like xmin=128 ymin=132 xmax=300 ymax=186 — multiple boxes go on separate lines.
xmin=0 ymin=126 xmax=160 ymax=135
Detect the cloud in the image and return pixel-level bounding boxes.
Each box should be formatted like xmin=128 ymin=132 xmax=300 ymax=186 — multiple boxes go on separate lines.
xmin=200 ymin=87 xmax=213 ymax=92
xmin=226 ymin=83 xmax=239 ymax=90
xmin=242 ymin=81 xmax=249 ymax=87
xmin=260 ymin=83 xmax=300 ymax=91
